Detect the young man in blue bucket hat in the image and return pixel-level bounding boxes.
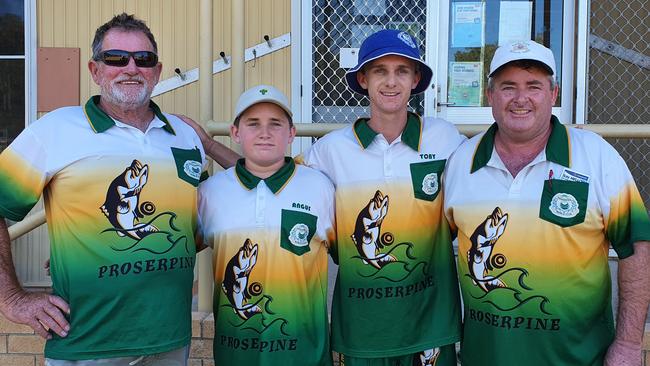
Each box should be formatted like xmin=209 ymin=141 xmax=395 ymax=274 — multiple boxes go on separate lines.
xmin=298 ymin=29 xmax=465 ymax=366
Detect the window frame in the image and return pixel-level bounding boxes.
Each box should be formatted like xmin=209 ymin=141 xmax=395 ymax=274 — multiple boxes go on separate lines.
xmin=0 ymin=0 xmax=36 ymax=130
xmin=430 ymin=0 xmax=576 ymax=124
xmin=26 ymin=0 xmax=36 ymax=126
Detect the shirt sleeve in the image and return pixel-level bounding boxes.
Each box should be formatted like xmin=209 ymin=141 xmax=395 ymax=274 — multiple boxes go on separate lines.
xmin=600 ymin=143 xmax=650 ymax=258
xmin=0 ymin=128 xmax=49 ymax=221
xmin=295 ymin=140 xmax=325 ymax=171
xmin=295 ymin=138 xmax=340 ymax=188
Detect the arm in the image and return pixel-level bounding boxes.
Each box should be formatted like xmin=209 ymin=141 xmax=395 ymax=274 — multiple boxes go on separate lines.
xmin=174 ymin=114 xmax=241 ymax=169
xmin=203 ymin=137 xmax=241 ymax=169
xmin=605 ymin=241 xmax=650 ymax=366
xmin=0 ymin=218 xmax=70 ymax=339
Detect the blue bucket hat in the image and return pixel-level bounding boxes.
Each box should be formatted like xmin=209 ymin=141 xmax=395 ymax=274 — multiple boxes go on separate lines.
xmin=345 ymin=29 xmax=433 ymax=96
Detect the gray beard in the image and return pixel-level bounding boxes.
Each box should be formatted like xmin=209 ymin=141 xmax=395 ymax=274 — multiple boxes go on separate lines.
xmin=101 ymin=82 xmax=152 ymax=109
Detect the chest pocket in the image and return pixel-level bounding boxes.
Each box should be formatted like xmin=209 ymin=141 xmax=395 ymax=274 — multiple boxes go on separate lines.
xmin=280 ymin=209 xmax=318 ymax=256
xmin=171 ymin=147 xmax=203 ymax=187
xmin=539 ymin=179 xmax=589 ymax=227
xmin=410 ymin=159 xmax=446 ymax=201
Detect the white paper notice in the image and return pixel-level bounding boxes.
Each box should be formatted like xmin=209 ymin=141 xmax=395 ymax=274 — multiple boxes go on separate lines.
xmin=452 ymin=2 xmax=484 ymax=48
xmin=448 ymin=62 xmax=482 ymax=106
xmin=340 ymin=48 xmax=360 ymax=69
xmin=498 ymin=1 xmax=533 ymax=46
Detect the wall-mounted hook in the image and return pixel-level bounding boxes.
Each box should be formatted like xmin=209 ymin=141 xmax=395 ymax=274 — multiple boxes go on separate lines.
xmin=219 ymin=51 xmax=228 ymax=64
xmin=264 ymin=35 xmax=272 ymax=48
xmin=174 ymin=67 xmax=186 ymax=81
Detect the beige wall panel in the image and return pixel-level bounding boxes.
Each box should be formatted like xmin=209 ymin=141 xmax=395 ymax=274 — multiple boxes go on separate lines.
xmin=35 ymin=0 xmax=292 ymax=130
xmin=52 ymin=0 xmax=65 ymax=42
xmin=243 ymin=0 xmax=291 ymax=113
xmin=213 ymin=0 xmax=233 ymax=125
xmin=38 ymin=1 xmax=53 ymax=46
xmin=170 ymin=0 xmax=186 ymax=114
xmin=75 ymin=0 xmax=90 ymax=100
xmin=65 ymin=0 xmax=79 ymax=46
xmin=244 ymin=48 xmax=291 ymax=102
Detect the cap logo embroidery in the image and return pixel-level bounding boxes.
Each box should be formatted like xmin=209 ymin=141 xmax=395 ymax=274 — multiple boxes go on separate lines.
xmin=510 ymin=41 xmax=530 ymax=53
xmin=397 ymin=31 xmax=416 ymax=48
xmin=549 ymin=193 xmax=579 ymax=218
xmin=259 ymin=89 xmax=268 ymax=95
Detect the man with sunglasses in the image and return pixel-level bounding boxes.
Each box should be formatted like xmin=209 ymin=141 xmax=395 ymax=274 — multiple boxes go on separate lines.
xmin=0 ymin=13 xmax=206 ymax=365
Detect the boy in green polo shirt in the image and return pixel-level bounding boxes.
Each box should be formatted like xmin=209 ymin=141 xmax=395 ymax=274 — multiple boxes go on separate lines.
xmin=197 ymin=85 xmax=336 ymax=365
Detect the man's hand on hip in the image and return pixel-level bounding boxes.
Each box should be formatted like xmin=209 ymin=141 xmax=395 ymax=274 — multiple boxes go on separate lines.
xmin=2 ymin=291 xmax=70 ymax=339
xmin=604 ymin=338 xmax=642 ymax=366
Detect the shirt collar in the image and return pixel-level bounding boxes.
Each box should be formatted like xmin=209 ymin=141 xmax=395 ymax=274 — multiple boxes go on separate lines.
xmin=352 ymin=111 xmax=422 ymax=151
xmin=83 ymin=95 xmax=176 ymax=135
xmin=234 ymin=157 xmax=296 ymax=194
xmin=470 ymin=115 xmax=570 ymax=173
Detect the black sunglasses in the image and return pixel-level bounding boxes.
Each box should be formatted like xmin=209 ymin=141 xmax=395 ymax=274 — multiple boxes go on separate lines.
xmin=95 ymin=49 xmax=159 ymax=68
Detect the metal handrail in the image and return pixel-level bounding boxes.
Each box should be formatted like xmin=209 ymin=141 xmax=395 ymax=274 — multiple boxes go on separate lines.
xmin=206 ymin=120 xmax=650 ymax=139
xmin=8 ymin=210 xmax=46 ymax=240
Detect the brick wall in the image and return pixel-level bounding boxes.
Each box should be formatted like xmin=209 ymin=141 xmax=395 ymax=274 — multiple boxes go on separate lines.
xmin=190 ymin=312 xmax=214 ymax=366
xmin=0 ymin=313 xmax=649 ymax=365
xmin=0 ymin=312 xmax=216 ymax=366
xmin=0 ymin=315 xmax=45 ymax=366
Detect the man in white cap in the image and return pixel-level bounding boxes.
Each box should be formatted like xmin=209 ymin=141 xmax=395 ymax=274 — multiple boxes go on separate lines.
xmin=299 ymin=29 xmax=465 ymax=366
xmin=197 ymin=85 xmax=336 ymax=366
xmin=444 ymin=40 xmax=650 ymax=365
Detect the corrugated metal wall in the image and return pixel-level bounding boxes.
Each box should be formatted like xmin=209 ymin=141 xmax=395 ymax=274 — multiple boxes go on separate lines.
xmin=16 ymin=0 xmax=292 ymax=287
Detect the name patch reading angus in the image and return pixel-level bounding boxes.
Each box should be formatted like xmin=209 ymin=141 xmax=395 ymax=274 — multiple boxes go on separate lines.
xmin=100 ymin=159 xmax=188 ymax=255
xmin=466 ymin=207 xmax=551 ymax=315
xmin=350 ymin=190 xmax=428 ymax=281
xmin=221 ymin=239 xmax=289 ymax=335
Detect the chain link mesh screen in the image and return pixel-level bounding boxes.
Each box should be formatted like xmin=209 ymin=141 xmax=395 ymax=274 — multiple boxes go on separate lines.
xmin=312 ymin=0 xmax=427 ymax=123
xmin=589 ymin=0 xmax=650 ymax=207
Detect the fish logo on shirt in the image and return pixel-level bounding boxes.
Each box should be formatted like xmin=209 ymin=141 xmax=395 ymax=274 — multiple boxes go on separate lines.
xmin=100 ymin=159 xmax=158 ymax=240
xmin=222 ymin=239 xmax=263 ymax=320
xmin=100 ymin=160 xmax=188 ymax=255
xmin=465 ymin=207 xmax=551 ymax=315
xmin=349 ymin=190 xmax=430 ymax=282
xmin=351 ymin=190 xmax=397 ymax=269
xmin=468 ymin=207 xmax=508 ymax=292
xmin=220 ymin=239 xmax=290 ymax=335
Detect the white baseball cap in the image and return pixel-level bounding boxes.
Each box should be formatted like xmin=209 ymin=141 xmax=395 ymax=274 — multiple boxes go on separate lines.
xmin=234 ymin=85 xmax=292 ymax=121
xmin=489 ymin=40 xmax=556 ymax=77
